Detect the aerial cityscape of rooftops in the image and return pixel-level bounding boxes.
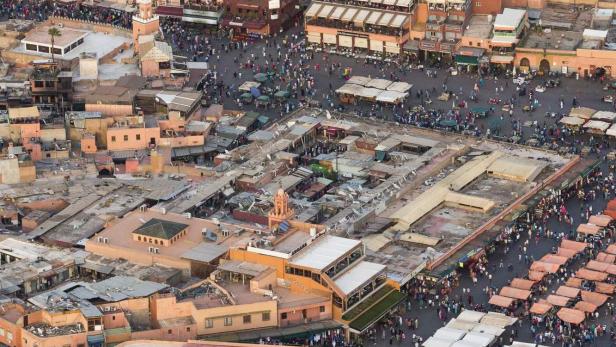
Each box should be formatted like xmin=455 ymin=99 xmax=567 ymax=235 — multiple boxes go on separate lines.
xmin=2 ymin=0 xmax=616 ymax=347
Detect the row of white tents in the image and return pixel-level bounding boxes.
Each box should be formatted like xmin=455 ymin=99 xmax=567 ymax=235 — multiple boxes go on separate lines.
xmin=559 ymin=107 xmax=616 ymax=136
xmin=336 ymin=76 xmax=413 ymax=104
xmin=423 ymin=310 xmax=522 ymax=347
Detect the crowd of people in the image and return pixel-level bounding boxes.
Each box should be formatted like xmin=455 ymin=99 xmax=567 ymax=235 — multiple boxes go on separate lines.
xmin=349 ymin=165 xmax=616 ymax=347
xmin=1 ymin=0 xmax=132 ymax=28
xmin=2 ymin=3 xmax=616 ymax=345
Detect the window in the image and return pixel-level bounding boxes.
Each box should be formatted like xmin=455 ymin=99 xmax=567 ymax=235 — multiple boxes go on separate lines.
xmin=186 ymin=327 xmax=191 ymax=332
xmin=7 ymin=332 xmax=13 ymax=342
xmin=34 ymin=81 xmax=44 ymax=88
xmin=26 ymin=43 xmax=37 ymax=51
xmin=136 ymin=134 xmax=141 ymax=140
xmin=224 ymin=317 xmax=232 ymax=326
xmin=205 ymin=319 xmax=213 ymax=328
xmin=0 ymin=327 xmax=4 ymax=336
xmin=168 ymin=329 xmax=172 ymax=334
xmin=138 ymin=236 xmax=141 ymax=241
xmin=123 ymin=135 xmax=128 ymax=141
xmin=111 ymin=136 xmax=116 ymax=142
xmin=319 ymin=306 xmax=325 ymax=313
xmin=243 ymin=315 xmax=251 ymax=324
xmin=281 ymin=313 xmax=287 ymax=320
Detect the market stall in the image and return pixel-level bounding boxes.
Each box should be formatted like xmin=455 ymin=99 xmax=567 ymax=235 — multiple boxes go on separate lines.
xmin=569 ymin=107 xmax=596 ymax=120
xmin=559 ymin=116 xmax=586 ymax=129
xmin=499 ymin=287 xmax=531 ymax=301
xmin=575 ymin=268 xmax=608 ymax=282
xmin=591 ymin=110 xmax=616 ymax=122
xmin=583 ymin=120 xmax=610 ymax=134
xmin=510 ymin=278 xmax=536 ymax=291
xmin=560 ymin=240 xmax=588 ymax=253
xmin=555 ymin=286 xmax=580 ymax=299
xmin=546 ymin=294 xmax=570 ymax=307
xmin=540 ymin=254 xmax=568 ymax=266
xmin=556 ymin=308 xmax=585 ymax=325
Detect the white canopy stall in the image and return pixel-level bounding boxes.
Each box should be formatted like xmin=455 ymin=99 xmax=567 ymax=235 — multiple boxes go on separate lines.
xmin=592 ymin=110 xmax=616 ymax=122
xmin=583 ymin=120 xmax=610 ymax=134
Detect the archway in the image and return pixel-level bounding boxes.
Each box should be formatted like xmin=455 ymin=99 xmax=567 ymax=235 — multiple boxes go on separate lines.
xmin=519 ymin=57 xmax=531 ymax=74
xmin=539 ymin=59 xmax=550 ymax=74
xmin=98 ymin=168 xmax=112 ymax=177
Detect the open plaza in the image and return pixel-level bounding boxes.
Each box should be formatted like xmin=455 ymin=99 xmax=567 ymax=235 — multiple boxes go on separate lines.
xmin=0 ymin=0 xmax=616 ymax=346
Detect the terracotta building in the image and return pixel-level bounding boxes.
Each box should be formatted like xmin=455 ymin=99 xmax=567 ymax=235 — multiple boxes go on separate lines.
xmin=133 ymin=0 xmax=160 ymax=50
xmin=419 ymin=0 xmax=472 ymax=57
xmin=221 ymin=0 xmax=300 ymax=38
xmin=304 ymin=0 xmax=415 ymax=56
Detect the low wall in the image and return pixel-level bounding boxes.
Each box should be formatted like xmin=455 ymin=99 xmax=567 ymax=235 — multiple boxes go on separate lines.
xmin=47 ymin=16 xmax=132 ymax=37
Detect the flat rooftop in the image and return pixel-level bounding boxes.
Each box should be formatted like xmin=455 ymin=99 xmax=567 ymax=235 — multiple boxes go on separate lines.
xmin=289 ymin=235 xmax=361 ymax=271
xmin=463 ymin=15 xmax=493 ymax=39
xmin=519 ymin=29 xmax=582 ymax=50
xmin=88 ymin=209 xmax=227 ymax=260
xmin=23 ymin=26 xmax=87 ymax=48
xmin=494 ymin=8 xmax=526 ymax=30
xmin=16 ymin=26 xmax=130 ymax=61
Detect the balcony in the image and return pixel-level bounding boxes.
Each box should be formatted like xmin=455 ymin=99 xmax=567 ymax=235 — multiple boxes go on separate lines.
xmin=440 ymin=41 xmax=456 ymax=53
xmin=222 ymin=15 xmax=267 ymax=30
xmin=426 ymin=21 xmax=443 ymax=31
xmin=307 ymin=18 xmax=408 ymax=38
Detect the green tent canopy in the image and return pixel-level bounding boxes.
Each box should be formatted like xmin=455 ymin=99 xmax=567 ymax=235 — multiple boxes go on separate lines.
xmin=254 ymin=73 xmax=268 ymax=82
xmin=240 ymin=93 xmax=253 ymax=99
xmin=439 ymin=119 xmax=457 ymax=127
xmin=274 ymin=90 xmax=290 ymax=98
xmin=257 ymin=95 xmax=270 ymax=102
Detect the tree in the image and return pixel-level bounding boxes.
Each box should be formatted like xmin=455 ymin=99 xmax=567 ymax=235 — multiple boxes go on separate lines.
xmin=47 ymin=27 xmax=62 ymax=64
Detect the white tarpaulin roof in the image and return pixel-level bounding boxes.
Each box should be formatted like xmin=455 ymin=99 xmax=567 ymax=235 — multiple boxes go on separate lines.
xmin=457 ymin=310 xmax=486 ymax=322
xmin=446 ymin=319 xmax=478 ymax=332
xmin=451 ymin=341 xmax=478 ymax=347
xmin=480 ymin=312 xmax=518 ymax=328
xmin=583 ymin=120 xmax=610 ymax=132
xmin=423 ymin=337 xmax=455 ymax=347
xmin=366 ymin=78 xmax=393 ymax=89
xmin=607 ymin=124 xmax=616 ymax=137
xmin=559 ymin=116 xmax=586 ymax=126
xmin=347 ymin=75 xmax=372 ymax=86
xmin=471 ymin=324 xmax=505 ymax=336
xmin=434 ymin=327 xmax=466 ymax=341
xmin=592 ymin=111 xmax=616 ymax=122
xmin=359 ymin=87 xmax=382 ymax=99
xmin=376 ymin=90 xmax=408 ymax=103
xmin=387 ymin=81 xmax=413 ymax=93
xmin=462 ymin=332 xmax=495 ymax=347
xmin=336 ymin=83 xmax=364 ymax=95
xmin=334 ymin=261 xmax=385 ymax=295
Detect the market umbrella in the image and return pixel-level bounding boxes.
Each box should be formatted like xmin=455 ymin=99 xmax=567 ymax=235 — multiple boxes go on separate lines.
xmin=250 ymin=87 xmax=261 ymax=97
xmin=274 ymin=90 xmax=290 ymax=98
xmin=254 ymin=73 xmax=268 ymax=82
xmin=257 ymin=95 xmax=270 ymax=102
xmin=240 ymin=92 xmax=253 ymax=100
xmin=439 ymin=119 xmax=457 ymax=127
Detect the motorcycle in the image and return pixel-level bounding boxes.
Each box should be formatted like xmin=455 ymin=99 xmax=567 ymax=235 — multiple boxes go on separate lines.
xmin=488 ymin=98 xmax=501 ymax=105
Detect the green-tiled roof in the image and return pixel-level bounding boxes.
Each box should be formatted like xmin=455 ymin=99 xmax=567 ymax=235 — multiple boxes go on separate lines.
xmin=133 ymin=218 xmax=188 ymax=240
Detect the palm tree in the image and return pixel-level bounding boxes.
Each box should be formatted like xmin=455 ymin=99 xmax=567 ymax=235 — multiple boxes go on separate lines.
xmin=47 ymin=27 xmax=62 ymax=64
